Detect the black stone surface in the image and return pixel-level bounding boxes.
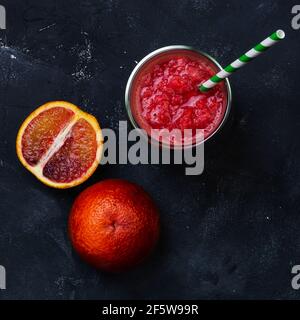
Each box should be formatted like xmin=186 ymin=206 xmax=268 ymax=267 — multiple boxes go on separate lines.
xmin=0 ymin=0 xmax=299 ymax=300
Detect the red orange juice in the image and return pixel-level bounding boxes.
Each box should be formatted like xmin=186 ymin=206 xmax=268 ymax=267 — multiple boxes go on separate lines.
xmin=126 ymin=46 xmax=232 ymax=148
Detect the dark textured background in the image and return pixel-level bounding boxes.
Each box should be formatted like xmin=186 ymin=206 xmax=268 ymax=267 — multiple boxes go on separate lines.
xmin=0 ymin=0 xmax=299 ymax=300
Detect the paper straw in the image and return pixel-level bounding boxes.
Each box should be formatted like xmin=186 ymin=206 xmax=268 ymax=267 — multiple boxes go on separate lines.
xmin=199 ymin=30 xmax=285 ymax=92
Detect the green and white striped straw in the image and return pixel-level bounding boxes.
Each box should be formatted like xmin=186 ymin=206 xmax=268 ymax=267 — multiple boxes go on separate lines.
xmin=200 ymin=30 xmax=285 ymax=92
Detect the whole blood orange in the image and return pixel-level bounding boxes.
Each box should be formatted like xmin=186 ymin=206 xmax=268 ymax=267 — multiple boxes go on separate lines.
xmin=16 ymin=101 xmax=103 ymax=188
xmin=69 ymin=179 xmax=160 ymax=272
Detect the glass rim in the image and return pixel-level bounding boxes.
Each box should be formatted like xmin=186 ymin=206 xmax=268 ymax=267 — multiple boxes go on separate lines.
xmin=125 ymin=45 xmax=232 ymax=149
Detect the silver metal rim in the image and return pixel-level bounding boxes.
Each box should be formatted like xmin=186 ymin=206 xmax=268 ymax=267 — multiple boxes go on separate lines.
xmin=125 ymin=45 xmax=232 ymax=149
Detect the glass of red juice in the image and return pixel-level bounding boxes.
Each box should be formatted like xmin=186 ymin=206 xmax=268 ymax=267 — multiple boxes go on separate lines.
xmin=125 ymin=46 xmax=232 ymax=149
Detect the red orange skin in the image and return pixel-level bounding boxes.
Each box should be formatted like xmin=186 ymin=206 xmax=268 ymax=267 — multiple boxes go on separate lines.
xmin=69 ymin=179 xmax=160 ymax=272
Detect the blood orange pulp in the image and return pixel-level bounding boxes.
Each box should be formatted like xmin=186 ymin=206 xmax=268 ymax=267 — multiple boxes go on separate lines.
xmin=16 ymin=101 xmax=103 ymax=188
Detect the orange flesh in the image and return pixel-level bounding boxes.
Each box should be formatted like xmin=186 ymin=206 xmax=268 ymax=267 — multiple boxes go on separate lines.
xmin=21 ymin=107 xmax=74 ymax=166
xmin=43 ymin=118 xmax=98 ymax=183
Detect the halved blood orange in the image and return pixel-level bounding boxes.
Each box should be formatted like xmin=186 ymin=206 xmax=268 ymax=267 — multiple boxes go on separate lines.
xmin=16 ymin=101 xmax=103 ymax=188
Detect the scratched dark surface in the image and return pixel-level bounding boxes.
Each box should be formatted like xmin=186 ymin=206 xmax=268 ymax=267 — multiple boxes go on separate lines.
xmin=0 ymin=0 xmax=299 ymax=300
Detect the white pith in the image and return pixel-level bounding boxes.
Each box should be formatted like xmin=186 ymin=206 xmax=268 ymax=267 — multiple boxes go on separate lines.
xmin=31 ymin=114 xmax=80 ymax=177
